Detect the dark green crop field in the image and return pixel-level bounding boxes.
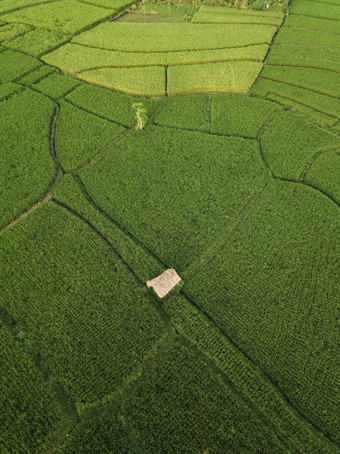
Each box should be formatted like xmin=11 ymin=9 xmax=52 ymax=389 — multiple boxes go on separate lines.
xmin=0 ymin=0 xmax=339 ymax=452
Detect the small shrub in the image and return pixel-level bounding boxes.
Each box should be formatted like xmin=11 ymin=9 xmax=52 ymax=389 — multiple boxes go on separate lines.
xmin=132 ymin=102 xmax=148 ymax=129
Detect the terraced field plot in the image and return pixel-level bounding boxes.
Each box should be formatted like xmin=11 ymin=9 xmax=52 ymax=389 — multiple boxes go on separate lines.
xmin=43 ymin=20 xmax=280 ymax=95
xmin=0 ymin=0 xmax=340 ymax=452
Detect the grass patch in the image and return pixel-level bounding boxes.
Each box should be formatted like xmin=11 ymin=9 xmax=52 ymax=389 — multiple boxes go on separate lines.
xmin=154 ymin=94 xmax=209 ymax=131
xmin=0 ymin=82 xmax=23 ymax=100
xmin=121 ymin=336 xmax=287 ymax=453
xmin=53 ymin=175 xmax=164 ymax=282
xmin=290 ymin=0 xmax=340 ymax=21
xmin=0 ymin=22 xmax=32 ymax=41
xmin=65 ymin=83 xmax=160 ymax=127
xmin=260 ymin=65 xmax=340 ymax=98
xmin=304 ymin=151 xmax=340 ymax=204
xmin=252 ymin=77 xmax=340 ymax=124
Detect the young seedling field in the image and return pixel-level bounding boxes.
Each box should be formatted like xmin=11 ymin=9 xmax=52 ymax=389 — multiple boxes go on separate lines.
xmin=0 ymin=0 xmax=339 ymax=452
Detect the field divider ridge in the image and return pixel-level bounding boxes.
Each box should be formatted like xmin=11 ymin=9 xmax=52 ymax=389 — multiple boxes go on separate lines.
xmin=164 ymin=293 xmax=340 ymax=453
xmin=71 ymin=175 xmax=168 ymax=270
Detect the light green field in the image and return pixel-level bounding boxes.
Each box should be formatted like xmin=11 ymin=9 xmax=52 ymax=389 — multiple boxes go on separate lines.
xmin=0 ymin=0 xmax=340 ymax=452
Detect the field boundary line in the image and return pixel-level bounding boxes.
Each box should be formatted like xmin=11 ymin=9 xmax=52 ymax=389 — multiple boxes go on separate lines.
xmin=260 ymin=74 xmax=340 ymax=100
xmin=264 ymin=61 xmax=340 ymax=74
xmin=174 ymin=293 xmax=340 ymax=452
xmin=299 ymin=145 xmax=340 ymax=182
xmin=0 ymin=0 xmax=61 ymax=16
xmin=153 ymin=123 xmax=257 ymax=141
xmin=72 ymin=56 xmax=264 ymax=73
xmin=274 ymin=176 xmax=340 ymax=208
xmin=183 ymin=178 xmax=270 ymax=281
xmin=63 ymin=97 xmax=129 ymax=129
xmin=72 ymin=175 xmax=168 ymax=269
xmin=71 ymin=41 xmax=274 ymax=54
xmin=0 ymin=102 xmax=62 ymax=233
xmin=79 ymin=331 xmax=175 ymax=417
xmin=206 ymin=94 xmax=212 ymax=133
xmin=51 ymin=198 xmax=145 ymax=289
xmin=287 ymin=12 xmax=340 ymax=24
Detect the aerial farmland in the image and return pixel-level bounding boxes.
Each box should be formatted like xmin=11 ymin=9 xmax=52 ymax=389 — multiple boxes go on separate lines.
xmin=0 ymin=0 xmax=339 ymax=452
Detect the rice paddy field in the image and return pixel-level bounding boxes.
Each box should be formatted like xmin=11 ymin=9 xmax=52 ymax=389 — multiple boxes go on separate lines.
xmin=0 ymin=0 xmax=339 ymax=452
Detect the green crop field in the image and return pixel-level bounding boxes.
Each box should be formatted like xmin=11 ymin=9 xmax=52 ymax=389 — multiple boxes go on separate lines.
xmin=0 ymin=0 xmax=339 ymax=452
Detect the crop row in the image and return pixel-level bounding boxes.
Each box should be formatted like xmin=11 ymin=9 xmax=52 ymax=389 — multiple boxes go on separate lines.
xmin=0 ymin=201 xmax=169 ymax=406
xmin=184 ymin=179 xmax=340 ymax=444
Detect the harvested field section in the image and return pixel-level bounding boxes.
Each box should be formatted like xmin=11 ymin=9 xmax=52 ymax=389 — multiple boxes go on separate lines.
xmin=79 ymin=126 xmax=267 ymax=272
xmin=43 ymin=18 xmax=277 ymax=95
xmin=184 ymin=179 xmax=340 ymax=444
xmin=0 ymin=89 xmax=56 ymax=227
xmin=0 ymin=202 xmax=169 ymax=407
